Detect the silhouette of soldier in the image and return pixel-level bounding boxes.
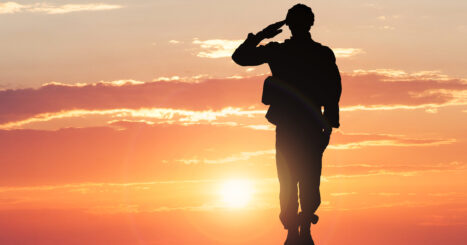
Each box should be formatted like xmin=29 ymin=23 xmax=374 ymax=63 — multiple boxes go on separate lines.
xmin=232 ymin=4 xmax=341 ymax=245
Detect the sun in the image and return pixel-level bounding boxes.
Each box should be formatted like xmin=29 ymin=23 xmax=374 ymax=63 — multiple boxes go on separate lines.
xmin=220 ymin=179 xmax=254 ymax=208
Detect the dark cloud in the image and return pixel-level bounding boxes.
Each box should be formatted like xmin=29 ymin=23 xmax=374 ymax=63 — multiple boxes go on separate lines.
xmin=1 ymin=71 xmax=466 ymax=125
xmin=0 ymin=77 xmax=265 ymax=124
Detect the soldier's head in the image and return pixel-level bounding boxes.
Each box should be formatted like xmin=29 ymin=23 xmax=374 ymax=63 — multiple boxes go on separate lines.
xmin=285 ymin=4 xmax=314 ymax=35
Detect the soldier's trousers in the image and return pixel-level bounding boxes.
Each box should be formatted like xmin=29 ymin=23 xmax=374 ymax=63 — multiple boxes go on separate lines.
xmin=275 ymin=125 xmax=329 ymax=229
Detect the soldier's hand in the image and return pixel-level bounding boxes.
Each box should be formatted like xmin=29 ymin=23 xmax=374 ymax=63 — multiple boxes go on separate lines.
xmin=257 ymin=20 xmax=286 ymax=39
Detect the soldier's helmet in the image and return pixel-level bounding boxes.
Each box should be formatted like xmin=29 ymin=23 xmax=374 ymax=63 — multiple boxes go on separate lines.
xmin=285 ymin=4 xmax=315 ymax=27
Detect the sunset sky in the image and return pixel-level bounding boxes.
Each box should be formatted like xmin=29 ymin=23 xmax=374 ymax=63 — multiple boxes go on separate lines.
xmin=1 ymin=0 xmax=466 ymax=244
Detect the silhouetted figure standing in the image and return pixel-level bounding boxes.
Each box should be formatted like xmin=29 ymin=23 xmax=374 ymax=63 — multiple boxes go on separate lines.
xmin=232 ymin=4 xmax=341 ymax=245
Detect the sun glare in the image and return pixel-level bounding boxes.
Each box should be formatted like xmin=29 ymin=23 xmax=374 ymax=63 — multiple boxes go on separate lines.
xmin=220 ymin=179 xmax=254 ymax=208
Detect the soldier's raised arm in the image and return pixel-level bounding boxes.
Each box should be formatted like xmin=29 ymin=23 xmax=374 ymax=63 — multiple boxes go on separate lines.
xmin=232 ymin=21 xmax=285 ymax=66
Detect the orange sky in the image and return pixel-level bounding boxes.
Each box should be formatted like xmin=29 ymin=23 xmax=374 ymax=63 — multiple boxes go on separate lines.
xmin=1 ymin=1 xmax=466 ymax=244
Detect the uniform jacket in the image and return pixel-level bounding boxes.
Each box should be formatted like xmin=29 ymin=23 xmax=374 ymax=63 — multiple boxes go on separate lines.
xmin=232 ymin=32 xmax=341 ymax=129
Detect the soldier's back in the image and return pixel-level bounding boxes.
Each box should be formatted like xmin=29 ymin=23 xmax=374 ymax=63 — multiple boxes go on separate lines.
xmin=265 ymin=37 xmax=335 ymax=128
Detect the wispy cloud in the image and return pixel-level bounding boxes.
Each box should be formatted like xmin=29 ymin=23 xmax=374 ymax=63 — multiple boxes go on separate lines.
xmin=192 ymin=38 xmax=244 ymax=58
xmin=0 ymin=177 xmax=278 ymax=213
xmin=328 ymin=138 xmax=456 ymax=149
xmin=328 ymin=131 xmax=456 ymax=150
xmin=1 ymin=70 xmax=466 ymax=129
xmin=427 ymin=192 xmax=460 ymax=197
xmin=177 ymin=149 xmax=275 ymax=165
xmin=152 ymin=74 xmax=212 ymax=83
xmin=341 ymin=89 xmax=467 ymax=113
xmin=333 ymin=48 xmax=365 ymax=58
xmin=352 ymin=69 xmax=454 ymax=81
xmin=0 ymin=76 xmax=267 ymax=126
xmin=42 ymin=79 xmax=144 ymax=87
xmin=341 ymin=70 xmax=467 ymax=112
xmin=0 ymin=2 xmax=123 ymax=15
xmin=331 ymin=192 xmax=357 ymax=196
xmin=377 ymin=16 xmax=387 ymax=21
xmin=357 ymin=24 xmax=396 ymax=31
xmin=244 ymin=124 xmax=274 ymax=131
xmin=325 ymin=162 xmax=466 ymax=179
xmin=192 ymin=38 xmax=364 ymax=59
xmin=0 ymin=1 xmax=24 ymax=14
xmin=372 ymin=192 xmax=401 ymax=196
xmin=0 ymin=179 xmax=219 ymax=193
xmin=0 ymin=107 xmax=266 ymax=130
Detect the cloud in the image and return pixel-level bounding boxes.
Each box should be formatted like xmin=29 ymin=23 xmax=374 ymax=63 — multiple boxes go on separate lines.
xmin=325 ymin=161 xmax=466 ymax=179
xmin=328 ymin=138 xmax=456 ymax=149
xmin=377 ymin=15 xmax=401 ymax=21
xmin=87 ymin=204 xmax=140 ymax=214
xmin=244 ymin=124 xmax=274 ymax=131
xmin=328 ymin=131 xmax=456 ymax=149
xmin=0 ymin=107 xmax=267 ymax=130
xmin=0 ymin=179 xmax=219 ymax=193
xmin=153 ymin=74 xmax=211 ymax=83
xmin=332 ymin=48 xmax=365 ymax=58
xmin=29 ymin=3 xmax=123 ymax=14
xmin=377 ymin=16 xmax=386 ymax=21
xmin=372 ymin=192 xmax=401 ymax=196
xmin=0 ymin=176 xmax=279 ymax=214
xmin=0 ymin=76 xmax=266 ymax=126
xmin=0 ymin=124 xmax=275 ymax=186
xmin=331 ymin=192 xmax=357 ymax=196
xmin=192 ymin=38 xmax=364 ymax=59
xmin=341 ymin=70 xmax=467 ymax=111
xmin=0 ymin=2 xmax=123 ymax=15
xmin=428 ymin=192 xmax=459 ymax=197
xmin=177 ymin=150 xmax=275 ymax=165
xmin=381 ymin=25 xmax=395 ymax=30
xmin=42 ymin=79 xmax=145 ymax=87
xmin=6 ymin=125 xmax=448 ymax=187
xmin=357 ymin=24 xmax=396 ymax=31
xmin=192 ymin=38 xmax=244 ymax=58
xmin=352 ymin=69 xmax=453 ymax=81
xmin=418 ymin=221 xmax=467 ymax=227
xmin=1 ymin=70 xmax=466 ymax=130
xmin=0 ymin=2 xmax=24 ymax=14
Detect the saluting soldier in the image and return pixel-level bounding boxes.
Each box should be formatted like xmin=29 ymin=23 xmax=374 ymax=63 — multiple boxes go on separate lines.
xmin=232 ymin=4 xmax=342 ymax=245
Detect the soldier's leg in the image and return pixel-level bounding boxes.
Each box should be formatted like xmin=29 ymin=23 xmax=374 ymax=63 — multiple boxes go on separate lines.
xmin=297 ymin=146 xmax=322 ymax=245
xmin=276 ymin=128 xmax=299 ymax=229
xmin=276 ymin=149 xmax=299 ymax=229
xmin=298 ymin=151 xmax=322 ymax=223
xmin=298 ymin=132 xmax=326 ymax=224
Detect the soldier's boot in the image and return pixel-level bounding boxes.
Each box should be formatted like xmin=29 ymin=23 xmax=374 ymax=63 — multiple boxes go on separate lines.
xmin=299 ymin=212 xmax=318 ymax=245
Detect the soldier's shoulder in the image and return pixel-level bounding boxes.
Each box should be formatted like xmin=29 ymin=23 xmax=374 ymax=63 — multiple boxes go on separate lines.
xmin=315 ymin=43 xmax=336 ymax=61
xmin=314 ymin=42 xmax=333 ymax=53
